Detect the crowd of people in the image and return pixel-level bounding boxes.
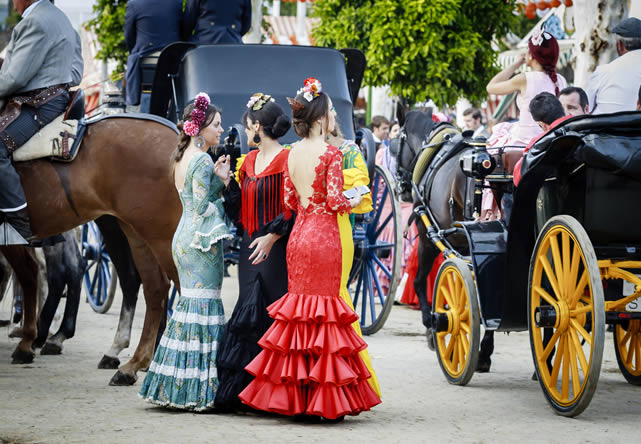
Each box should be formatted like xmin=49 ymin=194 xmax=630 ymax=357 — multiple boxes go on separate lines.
xmin=139 ymin=79 xmax=382 ymax=421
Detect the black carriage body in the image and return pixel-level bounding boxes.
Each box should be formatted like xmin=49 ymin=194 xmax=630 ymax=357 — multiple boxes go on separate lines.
xmin=499 ymin=111 xmax=641 ymax=331
xmin=153 ymin=44 xmax=357 ymax=144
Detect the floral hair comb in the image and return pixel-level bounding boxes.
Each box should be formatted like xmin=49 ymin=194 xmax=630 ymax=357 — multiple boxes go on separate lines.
xmin=296 ymin=77 xmax=322 ymax=102
xmin=530 ymin=27 xmax=552 ymax=47
xmin=247 ymin=93 xmax=275 ymax=111
xmin=184 ymin=92 xmax=211 ymax=137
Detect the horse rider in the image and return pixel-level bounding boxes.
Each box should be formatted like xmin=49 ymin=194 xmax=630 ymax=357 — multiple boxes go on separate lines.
xmin=183 ymin=0 xmax=252 ymax=44
xmin=124 ymin=0 xmax=183 ymax=111
xmin=0 ymin=0 xmax=83 ymax=243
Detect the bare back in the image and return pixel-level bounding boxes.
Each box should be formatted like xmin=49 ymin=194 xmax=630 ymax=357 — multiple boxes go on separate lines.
xmin=287 ymin=141 xmax=330 ymax=209
xmin=174 ymin=148 xmax=201 ymax=191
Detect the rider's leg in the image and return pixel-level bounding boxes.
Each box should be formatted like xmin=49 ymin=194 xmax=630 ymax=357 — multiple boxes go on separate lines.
xmin=0 ymin=93 xmax=70 ymax=241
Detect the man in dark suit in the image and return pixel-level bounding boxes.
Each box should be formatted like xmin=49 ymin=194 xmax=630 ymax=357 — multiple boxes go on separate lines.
xmin=183 ymin=0 xmax=252 ymax=44
xmin=124 ymin=0 xmax=183 ymax=108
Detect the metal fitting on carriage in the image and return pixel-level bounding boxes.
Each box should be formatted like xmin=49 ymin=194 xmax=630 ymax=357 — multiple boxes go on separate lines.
xmin=459 ymin=147 xmax=496 ymax=179
xmin=432 ymin=311 xmax=450 ymax=333
xmin=534 ymin=305 xmax=557 ymax=328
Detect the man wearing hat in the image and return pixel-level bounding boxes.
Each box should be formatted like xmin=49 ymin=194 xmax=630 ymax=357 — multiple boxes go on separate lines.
xmin=586 ymin=17 xmax=641 ymax=114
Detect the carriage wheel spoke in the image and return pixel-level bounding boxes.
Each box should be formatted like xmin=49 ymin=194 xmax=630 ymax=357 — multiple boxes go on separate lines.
xmin=570 ymin=318 xmax=592 ymax=346
xmin=561 ymin=232 xmax=571 ymax=295
xmin=570 ymin=270 xmax=589 ymax=310
xmin=534 ymin=286 xmax=559 ymax=309
xmin=562 ymin=335 xmax=571 ymax=400
xmin=460 ymin=309 xmax=469 ymax=321
xmin=451 ymin=337 xmax=459 ymax=370
xmin=542 ymin=328 xmax=562 ymax=360
xmin=626 ymin=334 xmax=637 ymax=366
xmin=570 ymin=304 xmax=592 ymax=317
xmin=568 ymin=241 xmax=580 ymax=299
xmin=549 ymin=332 xmax=565 ymax=389
xmin=549 ymin=234 xmax=565 ymax=297
xmin=539 ymin=253 xmax=562 ymax=301
xmin=458 ymin=338 xmax=465 ymax=371
xmin=444 ymin=334 xmax=456 ymax=362
xmin=441 ymin=278 xmax=458 ymax=311
xmin=635 ymin=335 xmax=641 ymax=370
xmin=459 ymin=331 xmax=469 ymax=357
xmin=568 ymin=333 xmax=581 ymax=397
xmin=570 ymin=328 xmax=589 ymax=376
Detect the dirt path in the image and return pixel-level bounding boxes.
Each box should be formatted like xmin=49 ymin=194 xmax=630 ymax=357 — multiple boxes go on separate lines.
xmin=0 ymin=269 xmax=639 ymax=443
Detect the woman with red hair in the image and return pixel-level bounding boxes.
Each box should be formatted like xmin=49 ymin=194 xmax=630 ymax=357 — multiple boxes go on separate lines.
xmin=487 ymin=28 xmax=568 ymax=146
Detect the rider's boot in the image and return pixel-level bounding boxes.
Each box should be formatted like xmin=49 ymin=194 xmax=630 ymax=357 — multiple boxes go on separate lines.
xmin=4 ymin=208 xmax=36 ymax=245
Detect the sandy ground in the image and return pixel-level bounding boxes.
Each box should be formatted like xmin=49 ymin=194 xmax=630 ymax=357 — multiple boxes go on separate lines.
xmin=0 ymin=267 xmax=640 ymax=444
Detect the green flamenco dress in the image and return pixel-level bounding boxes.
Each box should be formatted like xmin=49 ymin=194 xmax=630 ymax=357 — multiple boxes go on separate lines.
xmin=139 ymin=151 xmax=233 ymax=411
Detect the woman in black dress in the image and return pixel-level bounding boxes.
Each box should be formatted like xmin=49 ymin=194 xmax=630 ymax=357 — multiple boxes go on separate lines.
xmin=214 ymin=93 xmax=293 ymax=411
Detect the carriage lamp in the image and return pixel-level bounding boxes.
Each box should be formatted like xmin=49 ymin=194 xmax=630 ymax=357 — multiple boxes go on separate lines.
xmin=459 ymin=148 xmax=496 ymax=180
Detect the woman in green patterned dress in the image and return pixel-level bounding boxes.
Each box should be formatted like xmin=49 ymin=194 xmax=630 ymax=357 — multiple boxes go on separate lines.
xmin=139 ymin=93 xmax=233 ymax=411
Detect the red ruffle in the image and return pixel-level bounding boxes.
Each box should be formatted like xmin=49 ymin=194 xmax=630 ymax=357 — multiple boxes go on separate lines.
xmin=239 ymin=379 xmax=305 ymax=416
xmin=267 ymin=292 xmax=359 ymax=324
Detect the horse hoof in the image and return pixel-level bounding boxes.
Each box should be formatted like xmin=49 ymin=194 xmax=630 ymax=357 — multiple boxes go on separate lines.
xmin=425 ymin=327 xmax=435 ymax=351
xmin=98 ymin=355 xmax=120 ymax=370
xmin=11 ymin=349 xmax=35 ymax=364
xmin=109 ymin=370 xmax=137 ymax=386
xmin=41 ymin=342 xmax=63 ymax=355
xmin=476 ymin=359 xmax=491 ymax=373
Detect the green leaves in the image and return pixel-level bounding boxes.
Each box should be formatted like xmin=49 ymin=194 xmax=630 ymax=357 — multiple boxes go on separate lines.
xmin=312 ymin=0 xmax=518 ymax=106
xmin=86 ymin=0 xmax=128 ymax=78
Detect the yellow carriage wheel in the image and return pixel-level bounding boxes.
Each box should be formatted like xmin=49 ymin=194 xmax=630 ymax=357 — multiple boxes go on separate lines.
xmin=433 ymin=258 xmax=480 ymax=386
xmin=528 ymin=215 xmax=605 ymax=417
xmin=614 ymin=319 xmax=641 ymax=385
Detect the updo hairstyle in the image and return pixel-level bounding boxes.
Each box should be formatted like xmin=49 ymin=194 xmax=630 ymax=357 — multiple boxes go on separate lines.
xmin=288 ymin=92 xmax=330 ymax=139
xmin=242 ymin=98 xmax=291 ymax=140
xmin=173 ymin=101 xmax=220 ymax=163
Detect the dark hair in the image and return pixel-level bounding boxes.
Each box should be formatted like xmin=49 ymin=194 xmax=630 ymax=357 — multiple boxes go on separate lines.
xmin=371 ymin=115 xmax=390 ymax=129
xmin=528 ymin=33 xmax=561 ymax=95
xmin=620 ymin=36 xmax=641 ymax=52
xmin=463 ymin=107 xmax=482 ymax=120
xmin=559 ymin=86 xmax=589 ymax=111
xmin=242 ymin=97 xmax=291 ymax=140
xmin=288 ymin=91 xmax=330 ymax=138
xmin=173 ymin=101 xmax=220 ymax=165
xmin=529 ymin=92 xmax=565 ymax=124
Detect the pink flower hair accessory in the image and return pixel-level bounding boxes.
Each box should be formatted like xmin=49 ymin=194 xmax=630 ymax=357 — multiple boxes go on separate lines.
xmin=184 ymin=92 xmax=211 ymax=137
xmin=296 ymin=77 xmax=322 ymax=102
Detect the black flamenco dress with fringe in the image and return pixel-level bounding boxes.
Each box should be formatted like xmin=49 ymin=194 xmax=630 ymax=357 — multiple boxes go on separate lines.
xmin=215 ymin=149 xmax=294 ymax=410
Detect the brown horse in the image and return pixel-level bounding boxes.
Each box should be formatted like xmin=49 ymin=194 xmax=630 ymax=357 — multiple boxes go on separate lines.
xmin=6 ymin=116 xmax=181 ymax=385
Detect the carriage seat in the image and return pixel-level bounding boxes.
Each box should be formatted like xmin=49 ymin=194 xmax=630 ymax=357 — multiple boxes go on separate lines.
xmin=489 ymin=146 xmax=525 ymax=175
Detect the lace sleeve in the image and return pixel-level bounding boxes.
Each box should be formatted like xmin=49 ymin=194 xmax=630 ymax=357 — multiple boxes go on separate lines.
xmin=283 ymin=167 xmax=298 ymax=219
xmin=326 ymin=149 xmax=352 ymax=214
xmin=192 ymin=155 xmax=217 ymax=217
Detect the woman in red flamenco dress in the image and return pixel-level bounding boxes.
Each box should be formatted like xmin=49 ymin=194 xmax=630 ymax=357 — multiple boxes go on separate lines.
xmin=238 ymin=78 xmax=381 ymax=420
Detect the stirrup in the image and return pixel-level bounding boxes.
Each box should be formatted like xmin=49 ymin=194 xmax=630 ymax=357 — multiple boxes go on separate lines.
xmin=0 ymin=222 xmax=28 ymax=246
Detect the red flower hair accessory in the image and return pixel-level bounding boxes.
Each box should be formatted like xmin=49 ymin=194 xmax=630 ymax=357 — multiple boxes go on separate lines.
xmin=296 ymin=77 xmax=322 ymax=102
xmin=184 ymin=92 xmax=211 ymax=137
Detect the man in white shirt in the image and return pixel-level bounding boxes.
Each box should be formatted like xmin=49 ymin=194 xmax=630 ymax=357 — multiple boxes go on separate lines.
xmin=586 ymin=17 xmax=641 ymax=114
xmin=462 ymin=107 xmax=489 ymax=139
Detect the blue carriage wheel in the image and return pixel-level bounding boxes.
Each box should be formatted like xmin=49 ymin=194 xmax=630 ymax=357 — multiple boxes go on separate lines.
xmin=82 ymin=222 xmax=118 ymax=314
xmin=348 ymin=165 xmax=402 ymax=335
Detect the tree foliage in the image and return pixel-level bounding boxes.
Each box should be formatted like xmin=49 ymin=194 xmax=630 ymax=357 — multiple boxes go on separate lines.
xmin=86 ymin=0 xmax=128 ymax=77
xmin=312 ymin=0 xmax=519 ymax=105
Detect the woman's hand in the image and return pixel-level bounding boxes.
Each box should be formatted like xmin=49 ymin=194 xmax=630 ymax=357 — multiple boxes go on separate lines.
xmin=214 ymin=154 xmax=232 ymax=186
xmin=348 ymin=193 xmax=363 ymax=208
xmin=248 ymin=233 xmax=281 ymax=265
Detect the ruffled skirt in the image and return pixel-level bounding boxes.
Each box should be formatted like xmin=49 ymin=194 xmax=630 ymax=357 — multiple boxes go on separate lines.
xmin=139 ymin=288 xmax=225 ymax=411
xmin=238 ymin=292 xmax=382 ymax=419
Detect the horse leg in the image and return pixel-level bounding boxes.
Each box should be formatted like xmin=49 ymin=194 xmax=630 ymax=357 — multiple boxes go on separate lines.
xmin=95 ymin=216 xmax=141 ymax=370
xmin=477 ymin=330 xmax=494 ymax=372
xmin=109 ymin=223 xmax=168 ymax=386
xmin=34 ymin=253 xmax=64 ymax=349
xmin=0 ymin=253 xmax=11 ymax=326
xmin=41 ymin=233 xmax=85 ymax=354
xmin=2 ymin=246 xmax=39 ymax=363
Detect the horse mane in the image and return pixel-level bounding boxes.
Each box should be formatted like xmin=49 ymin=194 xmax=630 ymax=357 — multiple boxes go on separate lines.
xmin=403 ymin=110 xmax=434 ymax=143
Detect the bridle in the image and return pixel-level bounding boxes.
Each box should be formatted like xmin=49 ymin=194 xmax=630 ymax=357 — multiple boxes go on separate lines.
xmin=391 ymin=127 xmax=430 ymax=201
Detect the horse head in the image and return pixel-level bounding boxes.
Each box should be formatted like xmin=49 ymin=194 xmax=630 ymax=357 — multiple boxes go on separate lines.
xmin=389 ymin=108 xmax=435 ymax=202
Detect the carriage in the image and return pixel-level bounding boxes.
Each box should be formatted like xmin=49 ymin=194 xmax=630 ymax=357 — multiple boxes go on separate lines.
xmin=401 ymin=110 xmax=641 ymax=416
xmin=129 ymin=43 xmax=402 ymax=334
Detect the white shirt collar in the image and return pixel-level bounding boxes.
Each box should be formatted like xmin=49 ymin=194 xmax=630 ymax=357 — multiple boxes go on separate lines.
xmin=22 ymin=0 xmax=44 ymax=18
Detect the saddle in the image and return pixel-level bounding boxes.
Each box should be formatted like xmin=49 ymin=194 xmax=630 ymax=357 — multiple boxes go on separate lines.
xmin=12 ymin=89 xmax=86 ymax=163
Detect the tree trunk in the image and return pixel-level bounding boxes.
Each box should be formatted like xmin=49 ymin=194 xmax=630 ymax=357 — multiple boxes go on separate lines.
xmin=245 ymin=0 xmax=263 ymax=44
xmin=573 ymin=0 xmax=629 ymax=88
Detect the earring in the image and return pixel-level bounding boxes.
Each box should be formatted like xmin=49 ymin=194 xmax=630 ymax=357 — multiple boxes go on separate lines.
xmin=253 ymin=134 xmax=261 ymax=145
xmin=194 ymin=136 xmax=205 ymax=149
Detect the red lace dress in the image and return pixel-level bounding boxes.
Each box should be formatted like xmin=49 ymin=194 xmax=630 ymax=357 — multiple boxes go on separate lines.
xmin=238 ymin=145 xmax=381 ymax=419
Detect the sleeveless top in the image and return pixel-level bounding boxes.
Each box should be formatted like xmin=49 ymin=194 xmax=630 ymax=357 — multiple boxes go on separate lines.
xmin=511 ymin=71 xmax=568 ymax=147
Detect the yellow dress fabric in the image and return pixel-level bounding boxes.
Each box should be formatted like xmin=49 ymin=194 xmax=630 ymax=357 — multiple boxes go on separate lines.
xmin=338 ymin=141 xmax=381 ymax=397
